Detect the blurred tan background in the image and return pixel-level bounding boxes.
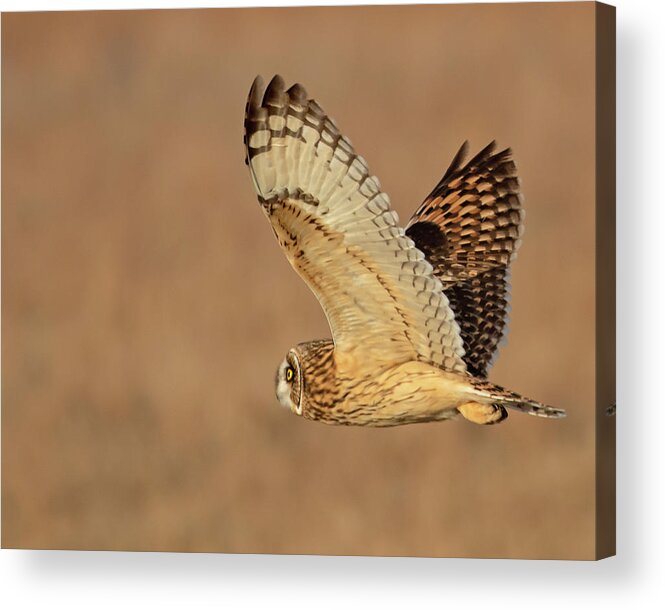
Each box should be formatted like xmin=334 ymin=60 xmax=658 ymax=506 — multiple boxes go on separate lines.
xmin=2 ymin=3 xmax=598 ymax=558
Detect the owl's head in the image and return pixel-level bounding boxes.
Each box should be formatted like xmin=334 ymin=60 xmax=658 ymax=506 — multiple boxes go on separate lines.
xmin=275 ymin=349 xmax=303 ymax=415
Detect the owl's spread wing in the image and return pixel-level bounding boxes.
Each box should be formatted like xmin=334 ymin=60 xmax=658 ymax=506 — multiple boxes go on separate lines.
xmin=244 ymin=75 xmax=466 ymax=375
xmin=406 ymin=142 xmax=524 ymax=377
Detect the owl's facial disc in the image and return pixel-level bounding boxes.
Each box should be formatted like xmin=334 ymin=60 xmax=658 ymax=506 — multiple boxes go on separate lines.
xmin=275 ymin=350 xmax=303 ymax=415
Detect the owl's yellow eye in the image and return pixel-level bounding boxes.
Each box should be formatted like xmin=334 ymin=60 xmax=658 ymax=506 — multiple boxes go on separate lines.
xmin=286 ymin=366 xmax=294 ymax=382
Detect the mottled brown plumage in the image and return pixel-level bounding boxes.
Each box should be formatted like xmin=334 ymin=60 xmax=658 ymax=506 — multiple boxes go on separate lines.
xmin=245 ymin=75 xmax=566 ymax=426
xmin=406 ymin=141 xmax=524 ymax=377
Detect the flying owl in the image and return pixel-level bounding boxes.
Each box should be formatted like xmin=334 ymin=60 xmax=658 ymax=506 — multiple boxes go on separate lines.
xmin=244 ymin=75 xmax=566 ymax=426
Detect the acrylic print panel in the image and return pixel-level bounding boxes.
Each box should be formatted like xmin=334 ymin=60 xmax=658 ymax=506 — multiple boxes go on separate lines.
xmin=1 ymin=2 xmax=615 ymax=559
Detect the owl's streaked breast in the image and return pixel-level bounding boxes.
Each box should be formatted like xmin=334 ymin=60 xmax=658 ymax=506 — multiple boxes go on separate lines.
xmin=294 ymin=340 xmax=466 ymax=426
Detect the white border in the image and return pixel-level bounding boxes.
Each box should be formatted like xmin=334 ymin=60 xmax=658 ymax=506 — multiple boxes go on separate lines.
xmin=1 ymin=0 xmax=664 ymax=608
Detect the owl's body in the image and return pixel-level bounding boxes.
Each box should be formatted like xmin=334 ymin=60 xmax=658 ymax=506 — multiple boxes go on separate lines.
xmin=285 ymin=339 xmax=555 ymax=426
xmin=285 ymin=340 xmax=466 ymax=426
xmin=244 ymin=75 xmax=566 ymax=426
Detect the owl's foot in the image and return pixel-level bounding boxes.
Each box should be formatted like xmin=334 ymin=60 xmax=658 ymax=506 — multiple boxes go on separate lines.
xmin=457 ymin=402 xmax=508 ymax=425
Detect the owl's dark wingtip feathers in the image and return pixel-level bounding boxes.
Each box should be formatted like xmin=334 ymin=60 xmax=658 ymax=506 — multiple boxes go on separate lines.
xmin=247 ymin=75 xmax=264 ymax=114
xmin=244 ymin=76 xmax=265 ymax=165
xmin=245 ymin=75 xmax=310 ymax=167
xmin=441 ymin=140 xmax=470 ymax=182
xmin=437 ymin=140 xmax=516 ymax=187
xmin=263 ymin=74 xmax=287 ymax=106
xmin=286 ymin=82 xmax=308 ymax=105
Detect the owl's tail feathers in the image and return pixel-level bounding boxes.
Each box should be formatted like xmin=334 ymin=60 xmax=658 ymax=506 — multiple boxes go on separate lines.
xmin=470 ymin=378 xmax=567 ymax=419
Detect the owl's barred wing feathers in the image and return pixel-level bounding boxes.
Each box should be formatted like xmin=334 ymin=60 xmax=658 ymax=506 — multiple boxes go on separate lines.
xmin=406 ymin=141 xmax=524 ymax=377
xmin=244 ymin=75 xmax=467 ymax=374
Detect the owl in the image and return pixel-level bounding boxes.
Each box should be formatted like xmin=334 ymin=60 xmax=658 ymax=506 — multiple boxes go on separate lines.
xmin=244 ymin=75 xmax=566 ymax=426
